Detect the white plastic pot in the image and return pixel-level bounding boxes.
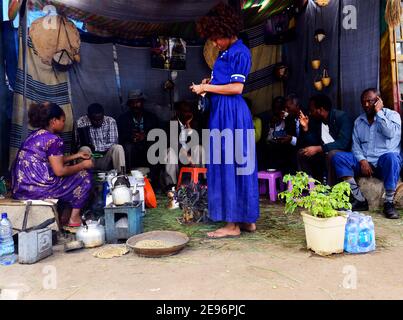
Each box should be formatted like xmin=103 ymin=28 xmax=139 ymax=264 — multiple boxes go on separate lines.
xmin=301 ymin=211 xmax=347 ymax=256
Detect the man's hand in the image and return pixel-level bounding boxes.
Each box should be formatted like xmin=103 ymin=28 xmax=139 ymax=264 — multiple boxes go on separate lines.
xmin=299 ymin=111 xmax=309 ymax=132
xmin=360 ymin=160 xmax=373 ymax=177
xmin=201 ymin=78 xmax=211 ymax=84
xmin=300 ymin=146 xmax=322 ymax=157
xmin=277 ymin=135 xmax=292 ymax=144
xmin=374 ymin=96 xmax=384 ymax=113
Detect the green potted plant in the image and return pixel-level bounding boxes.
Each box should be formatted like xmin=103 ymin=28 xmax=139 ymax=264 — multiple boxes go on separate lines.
xmin=279 ymin=172 xmax=352 ymax=256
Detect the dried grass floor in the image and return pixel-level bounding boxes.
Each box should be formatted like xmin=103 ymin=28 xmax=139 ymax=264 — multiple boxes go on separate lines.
xmin=145 ymin=196 xmax=403 ymax=253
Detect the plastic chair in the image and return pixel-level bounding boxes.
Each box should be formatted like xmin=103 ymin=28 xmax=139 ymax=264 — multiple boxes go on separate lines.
xmin=258 ymin=171 xmax=285 ymax=202
xmin=177 ymin=167 xmax=207 ymax=189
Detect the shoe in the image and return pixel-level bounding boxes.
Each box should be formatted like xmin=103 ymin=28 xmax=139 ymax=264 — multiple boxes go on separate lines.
xmin=383 ymin=202 xmax=399 ymax=219
xmin=351 ymin=197 xmax=369 ymax=211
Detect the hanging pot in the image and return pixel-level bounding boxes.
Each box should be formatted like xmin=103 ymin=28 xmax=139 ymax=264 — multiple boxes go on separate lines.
xmin=311 ymin=60 xmax=321 ymax=70
xmin=321 ymin=68 xmax=331 ymax=87
xmin=315 ymin=0 xmax=330 ymax=7
xmin=314 ymin=80 xmax=323 ymax=91
xmin=314 ymin=29 xmax=326 ymax=43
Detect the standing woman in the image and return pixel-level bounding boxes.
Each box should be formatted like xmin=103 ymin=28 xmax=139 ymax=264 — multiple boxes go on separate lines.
xmin=191 ymin=3 xmax=259 ymax=238
xmin=12 ymin=102 xmax=94 ymax=227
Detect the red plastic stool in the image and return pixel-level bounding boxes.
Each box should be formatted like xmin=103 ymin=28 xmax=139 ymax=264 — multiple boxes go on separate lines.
xmin=258 ymin=170 xmax=285 ymax=202
xmin=177 ymin=167 xmax=207 ymax=189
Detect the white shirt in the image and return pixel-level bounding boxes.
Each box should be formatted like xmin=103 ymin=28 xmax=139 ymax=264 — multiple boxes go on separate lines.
xmin=321 ymin=123 xmax=335 ymax=144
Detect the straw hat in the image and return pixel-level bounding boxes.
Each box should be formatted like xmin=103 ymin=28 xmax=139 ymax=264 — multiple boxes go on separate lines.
xmin=203 ymin=39 xmax=219 ymax=70
xmin=29 ymin=15 xmax=80 ymax=66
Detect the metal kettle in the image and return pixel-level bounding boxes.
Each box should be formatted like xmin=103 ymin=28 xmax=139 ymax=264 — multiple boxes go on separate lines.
xmin=111 ymin=175 xmax=132 ymax=205
xmin=76 ymin=219 xmax=105 ymax=248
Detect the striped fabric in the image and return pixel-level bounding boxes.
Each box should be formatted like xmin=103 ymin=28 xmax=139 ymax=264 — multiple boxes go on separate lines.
xmin=242 ymin=24 xmax=283 ymax=115
xmin=9 ymin=33 xmax=73 ymax=165
xmin=28 ymin=0 xmax=199 ymax=38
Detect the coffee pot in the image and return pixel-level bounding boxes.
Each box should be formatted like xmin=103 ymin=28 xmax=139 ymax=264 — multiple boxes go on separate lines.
xmin=111 ymin=175 xmax=132 ymax=205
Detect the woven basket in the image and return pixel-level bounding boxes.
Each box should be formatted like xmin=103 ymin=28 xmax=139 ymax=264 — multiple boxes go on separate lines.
xmin=29 ymin=15 xmax=80 ymax=66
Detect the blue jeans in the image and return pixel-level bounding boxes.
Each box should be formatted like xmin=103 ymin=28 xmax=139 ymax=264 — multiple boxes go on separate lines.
xmin=332 ymin=152 xmax=402 ymax=191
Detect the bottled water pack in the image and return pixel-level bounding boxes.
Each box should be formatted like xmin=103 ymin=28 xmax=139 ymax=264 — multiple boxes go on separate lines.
xmin=344 ymin=211 xmax=376 ymax=253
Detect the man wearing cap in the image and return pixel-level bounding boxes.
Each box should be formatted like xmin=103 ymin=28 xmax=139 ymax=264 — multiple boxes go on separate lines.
xmin=117 ymin=90 xmax=159 ymax=175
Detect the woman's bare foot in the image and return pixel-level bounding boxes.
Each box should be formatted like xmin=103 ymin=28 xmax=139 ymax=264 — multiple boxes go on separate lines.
xmin=207 ymin=223 xmax=241 ymax=239
xmin=67 ymin=208 xmax=82 ymax=226
xmin=239 ymin=223 xmax=256 ymax=233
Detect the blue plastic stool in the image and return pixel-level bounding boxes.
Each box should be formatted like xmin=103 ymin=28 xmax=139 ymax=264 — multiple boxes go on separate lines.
xmin=104 ymin=202 xmax=143 ymax=243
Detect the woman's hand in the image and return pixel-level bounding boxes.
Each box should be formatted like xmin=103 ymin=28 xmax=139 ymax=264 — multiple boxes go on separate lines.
xmin=81 ymin=159 xmax=94 ymax=170
xmin=201 ymin=78 xmax=211 ymax=84
xmin=190 ymin=83 xmax=205 ymax=95
xmin=78 ymin=151 xmax=91 ymax=160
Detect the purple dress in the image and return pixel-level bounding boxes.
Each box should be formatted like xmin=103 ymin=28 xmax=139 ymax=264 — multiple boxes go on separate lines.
xmin=12 ymin=129 xmax=92 ymax=209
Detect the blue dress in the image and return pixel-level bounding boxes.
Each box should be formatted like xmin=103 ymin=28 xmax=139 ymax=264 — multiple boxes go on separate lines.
xmin=207 ymin=39 xmax=259 ymax=223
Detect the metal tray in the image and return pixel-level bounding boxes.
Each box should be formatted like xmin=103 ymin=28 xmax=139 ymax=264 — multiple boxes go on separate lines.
xmin=126 ymin=231 xmax=189 ymax=258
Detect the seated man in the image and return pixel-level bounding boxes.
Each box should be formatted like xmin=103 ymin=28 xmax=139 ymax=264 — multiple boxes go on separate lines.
xmin=298 ymin=94 xmax=353 ymax=185
xmin=76 ymin=103 xmax=125 ymax=172
xmin=269 ymin=94 xmax=304 ymax=175
xmin=117 ymin=89 xmax=159 ymax=178
xmin=332 ymin=88 xmax=402 ymax=218
xmin=262 ymin=96 xmax=300 ymax=174
xmin=161 ymin=100 xmax=205 ymax=191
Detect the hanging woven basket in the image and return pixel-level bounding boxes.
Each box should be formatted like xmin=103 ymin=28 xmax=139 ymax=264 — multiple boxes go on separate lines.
xmin=314 ymin=73 xmax=323 ymax=91
xmin=311 ymin=59 xmax=321 ymax=70
xmin=29 ymin=15 xmax=80 ymax=68
xmin=315 ymin=0 xmax=330 ymax=7
xmin=321 ymin=68 xmax=331 ymax=87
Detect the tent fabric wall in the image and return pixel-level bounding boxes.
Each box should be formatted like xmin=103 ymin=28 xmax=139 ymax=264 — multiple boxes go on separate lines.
xmin=68 ymin=42 xmax=121 ymax=119
xmin=68 ymin=42 xmax=211 ymax=122
xmin=9 ymin=36 xmax=74 ymax=165
xmin=242 ymin=24 xmax=284 ymax=115
xmin=285 ymin=0 xmax=380 ymax=118
xmin=284 ymin=0 xmax=339 ymax=112
xmin=116 ymin=44 xmax=210 ymax=117
xmin=340 ymin=0 xmax=380 ymax=117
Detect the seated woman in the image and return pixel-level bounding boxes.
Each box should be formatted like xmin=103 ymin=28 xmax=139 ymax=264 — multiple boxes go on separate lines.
xmin=11 ymin=102 xmax=94 ymax=227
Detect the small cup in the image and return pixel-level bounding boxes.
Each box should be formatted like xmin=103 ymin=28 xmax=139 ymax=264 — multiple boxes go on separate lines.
xmin=98 ymin=173 xmax=106 ymax=180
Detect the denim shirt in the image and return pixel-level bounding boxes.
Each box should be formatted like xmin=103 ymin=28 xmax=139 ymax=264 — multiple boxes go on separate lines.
xmin=352 ymin=108 xmax=401 ymax=166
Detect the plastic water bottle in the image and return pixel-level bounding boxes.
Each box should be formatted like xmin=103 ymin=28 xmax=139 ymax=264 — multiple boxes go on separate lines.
xmin=344 ymin=214 xmax=359 ymax=253
xmin=0 ymin=213 xmax=17 ymax=265
xmin=102 ymin=181 xmax=110 ymax=207
xmin=357 ymin=216 xmax=375 ymax=253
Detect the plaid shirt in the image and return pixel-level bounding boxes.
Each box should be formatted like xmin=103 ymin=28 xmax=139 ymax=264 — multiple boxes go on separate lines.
xmin=76 ymin=115 xmax=119 ymax=152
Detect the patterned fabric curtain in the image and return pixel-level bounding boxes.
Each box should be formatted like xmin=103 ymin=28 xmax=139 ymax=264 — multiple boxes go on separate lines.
xmin=9 ymin=34 xmax=74 ymax=165
xmin=243 ymin=24 xmax=284 ymax=115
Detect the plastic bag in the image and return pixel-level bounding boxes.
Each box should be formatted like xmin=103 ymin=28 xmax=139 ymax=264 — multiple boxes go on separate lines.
xmin=144 ymin=177 xmax=157 ymax=208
